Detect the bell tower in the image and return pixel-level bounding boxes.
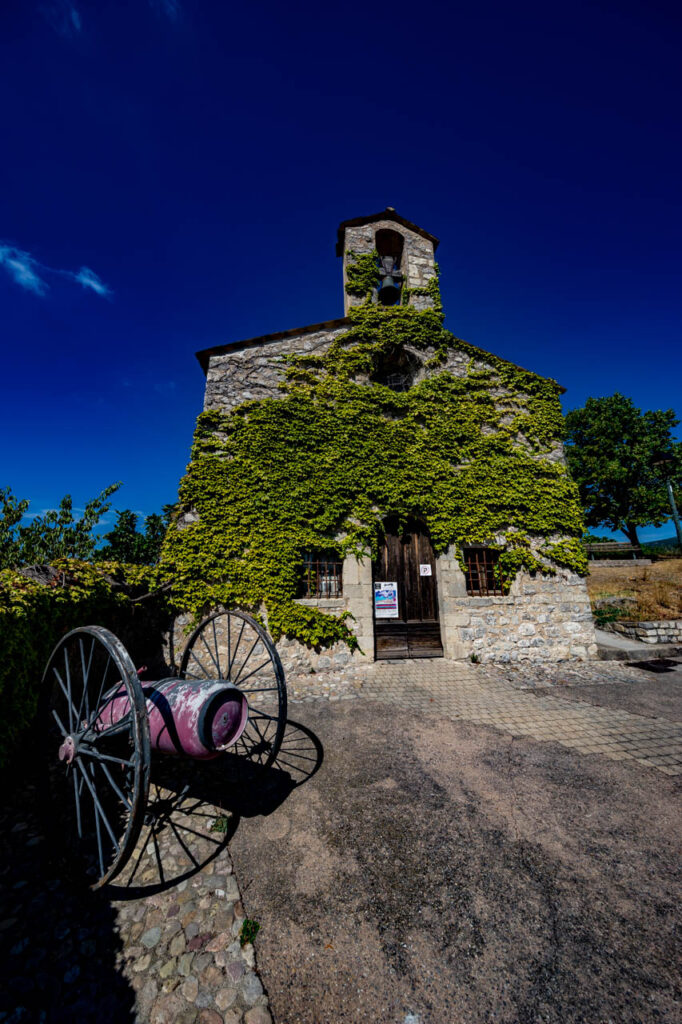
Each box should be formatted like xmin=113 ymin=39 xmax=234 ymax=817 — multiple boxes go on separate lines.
xmin=336 ymin=207 xmax=440 ymax=315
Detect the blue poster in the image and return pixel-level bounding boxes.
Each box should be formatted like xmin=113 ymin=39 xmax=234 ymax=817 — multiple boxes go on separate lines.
xmin=374 ymin=581 xmax=399 ymax=619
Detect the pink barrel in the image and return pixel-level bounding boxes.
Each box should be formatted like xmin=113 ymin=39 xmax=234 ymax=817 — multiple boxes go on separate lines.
xmin=95 ymin=678 xmax=249 ymax=759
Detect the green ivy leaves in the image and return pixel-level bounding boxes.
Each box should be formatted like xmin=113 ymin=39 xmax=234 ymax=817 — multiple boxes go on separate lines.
xmin=161 ymin=299 xmax=587 ymax=650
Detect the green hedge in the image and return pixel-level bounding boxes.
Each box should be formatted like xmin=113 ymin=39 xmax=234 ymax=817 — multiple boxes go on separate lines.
xmin=0 ymin=559 xmax=171 ymax=769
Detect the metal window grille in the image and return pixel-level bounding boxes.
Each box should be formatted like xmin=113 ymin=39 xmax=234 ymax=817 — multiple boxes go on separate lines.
xmin=301 ymin=553 xmax=343 ymax=598
xmin=384 ymin=372 xmax=409 ymax=392
xmin=463 ymin=547 xmax=508 ymax=597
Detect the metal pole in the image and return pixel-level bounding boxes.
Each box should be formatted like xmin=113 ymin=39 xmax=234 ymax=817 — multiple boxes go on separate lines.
xmin=665 ymin=478 xmax=682 ymax=550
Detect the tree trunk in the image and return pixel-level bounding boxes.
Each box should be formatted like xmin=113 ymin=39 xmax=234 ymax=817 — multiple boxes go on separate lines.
xmin=623 ymin=523 xmax=640 ymax=546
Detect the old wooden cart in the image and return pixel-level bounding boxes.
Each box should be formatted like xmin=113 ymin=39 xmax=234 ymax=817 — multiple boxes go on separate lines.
xmin=39 ymin=610 xmax=287 ymax=888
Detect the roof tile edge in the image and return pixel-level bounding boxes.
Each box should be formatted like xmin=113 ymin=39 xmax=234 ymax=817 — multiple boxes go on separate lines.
xmin=195 ymin=317 xmax=351 ymax=373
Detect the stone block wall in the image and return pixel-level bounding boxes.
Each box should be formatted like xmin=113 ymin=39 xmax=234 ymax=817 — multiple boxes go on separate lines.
xmin=203 ymin=324 xmax=349 ymax=414
xmin=435 ymin=546 xmax=597 ymax=663
xmin=274 ymin=554 xmax=374 ymax=689
xmin=604 ymin=619 xmax=682 ymax=644
xmin=165 ymin=554 xmax=598 ymax=683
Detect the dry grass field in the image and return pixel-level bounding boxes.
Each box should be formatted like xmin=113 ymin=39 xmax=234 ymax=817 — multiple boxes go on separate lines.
xmin=586 ymin=557 xmax=682 ymax=620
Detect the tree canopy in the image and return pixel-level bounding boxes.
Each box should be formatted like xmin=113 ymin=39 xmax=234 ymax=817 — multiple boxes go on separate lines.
xmin=0 ymin=485 xmax=173 ymax=569
xmin=0 ymin=483 xmax=121 ymax=569
xmin=95 ymin=507 xmax=173 ymax=565
xmin=564 ymin=394 xmax=681 ymax=545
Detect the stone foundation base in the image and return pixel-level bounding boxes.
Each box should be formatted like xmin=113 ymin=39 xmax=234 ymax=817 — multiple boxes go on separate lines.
xmin=164 ymin=562 xmax=599 ymax=693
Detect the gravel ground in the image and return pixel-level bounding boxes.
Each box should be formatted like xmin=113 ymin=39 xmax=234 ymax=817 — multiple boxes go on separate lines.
xmin=1 ymin=662 xmax=680 ymax=1023
xmin=229 ymin=693 xmax=681 ymax=1024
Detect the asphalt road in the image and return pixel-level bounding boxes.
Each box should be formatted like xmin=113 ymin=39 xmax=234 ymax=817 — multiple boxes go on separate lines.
xmin=228 ymin=670 xmax=681 ymax=1024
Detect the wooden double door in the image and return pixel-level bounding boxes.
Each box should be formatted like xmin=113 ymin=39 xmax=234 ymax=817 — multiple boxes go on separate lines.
xmin=373 ymin=519 xmax=443 ymax=660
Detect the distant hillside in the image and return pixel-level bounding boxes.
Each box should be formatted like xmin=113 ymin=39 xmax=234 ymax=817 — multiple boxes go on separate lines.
xmin=642 ymin=536 xmax=679 ymax=550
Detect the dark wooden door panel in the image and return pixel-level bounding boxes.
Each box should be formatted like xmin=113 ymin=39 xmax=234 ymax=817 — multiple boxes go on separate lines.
xmin=374 ymin=519 xmax=443 ymax=660
xmin=407 ymin=623 xmax=443 ymax=658
xmin=375 ymin=626 xmax=409 ymax=659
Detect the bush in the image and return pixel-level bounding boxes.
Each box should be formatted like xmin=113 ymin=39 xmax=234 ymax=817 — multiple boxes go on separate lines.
xmin=0 ymin=559 xmax=172 ymax=769
xmin=593 ymin=604 xmax=627 ymax=628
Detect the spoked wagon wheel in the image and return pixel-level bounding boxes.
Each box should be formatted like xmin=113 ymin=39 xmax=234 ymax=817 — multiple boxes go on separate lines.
xmin=39 ymin=626 xmax=150 ymax=889
xmin=179 ymin=610 xmax=287 ymax=767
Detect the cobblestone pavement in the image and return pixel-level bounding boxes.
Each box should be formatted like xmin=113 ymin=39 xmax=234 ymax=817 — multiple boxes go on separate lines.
xmin=0 ymin=753 xmax=285 ymax=1024
xmin=110 ymin=766 xmax=273 ymax=1024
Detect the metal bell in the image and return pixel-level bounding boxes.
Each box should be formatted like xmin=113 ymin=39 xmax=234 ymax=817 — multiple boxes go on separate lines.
xmin=378 ymin=276 xmax=401 ymax=305
xmin=378 ymin=255 xmax=402 ymax=305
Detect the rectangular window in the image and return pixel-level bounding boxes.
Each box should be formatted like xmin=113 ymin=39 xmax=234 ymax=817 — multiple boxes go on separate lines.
xmin=300 ymin=552 xmax=343 ymax=598
xmin=463 ymin=546 xmax=509 ymax=597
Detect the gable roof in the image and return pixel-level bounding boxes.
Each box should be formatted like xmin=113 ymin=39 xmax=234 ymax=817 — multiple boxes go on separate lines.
xmin=196 ymin=317 xmax=350 ymax=373
xmin=335 ymin=208 xmax=439 ymax=256
xmin=195 ymin=317 xmax=565 ymax=392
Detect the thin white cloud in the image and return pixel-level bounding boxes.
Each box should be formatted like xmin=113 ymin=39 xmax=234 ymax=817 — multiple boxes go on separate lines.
xmin=150 ymin=0 xmax=181 ymax=22
xmin=40 ymin=1 xmax=82 ymax=37
xmin=0 ymin=245 xmax=47 ymax=295
xmin=0 ymin=241 xmax=111 ymax=299
xmin=73 ymin=266 xmax=112 ymax=297
xmin=22 ymin=506 xmax=108 ymax=522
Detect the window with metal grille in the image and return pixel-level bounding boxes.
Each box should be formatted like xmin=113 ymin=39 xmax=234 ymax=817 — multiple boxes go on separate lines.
xmin=300 ymin=552 xmax=343 ymax=598
xmin=371 ymin=350 xmax=420 ymax=392
xmin=383 ymin=372 xmax=409 ymax=392
xmin=463 ymin=546 xmax=509 ymax=597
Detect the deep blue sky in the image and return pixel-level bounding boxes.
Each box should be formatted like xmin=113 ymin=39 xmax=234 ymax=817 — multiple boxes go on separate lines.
xmin=1 ymin=0 xmax=680 ymax=541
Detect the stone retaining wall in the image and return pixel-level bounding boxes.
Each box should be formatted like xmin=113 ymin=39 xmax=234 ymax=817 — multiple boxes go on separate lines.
xmin=588 ymin=559 xmax=652 ymax=568
xmin=603 ymin=618 xmax=682 ymax=645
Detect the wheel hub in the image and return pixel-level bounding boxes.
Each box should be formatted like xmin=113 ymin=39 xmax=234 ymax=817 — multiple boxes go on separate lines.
xmin=58 ymin=735 xmax=77 ymax=764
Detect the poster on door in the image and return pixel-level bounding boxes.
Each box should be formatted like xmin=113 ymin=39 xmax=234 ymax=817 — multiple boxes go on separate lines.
xmin=374 ymin=581 xmax=399 ymax=618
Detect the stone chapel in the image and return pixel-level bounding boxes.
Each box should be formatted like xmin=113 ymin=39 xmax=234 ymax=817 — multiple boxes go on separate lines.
xmin=185 ymin=208 xmax=597 ymax=681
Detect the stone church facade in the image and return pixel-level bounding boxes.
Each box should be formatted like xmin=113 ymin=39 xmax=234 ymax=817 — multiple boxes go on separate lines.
xmin=194 ymin=209 xmax=597 ymax=681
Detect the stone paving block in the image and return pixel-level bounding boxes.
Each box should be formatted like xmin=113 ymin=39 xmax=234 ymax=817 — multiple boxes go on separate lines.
xmin=355 ymin=660 xmax=682 ymax=776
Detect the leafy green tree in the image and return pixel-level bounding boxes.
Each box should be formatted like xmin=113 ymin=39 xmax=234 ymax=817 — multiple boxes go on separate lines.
xmin=0 ymin=483 xmax=121 ymax=569
xmin=564 ymin=394 xmax=681 ymax=545
xmin=96 ymin=505 xmax=173 ymax=565
xmin=0 ymin=488 xmax=30 ymax=569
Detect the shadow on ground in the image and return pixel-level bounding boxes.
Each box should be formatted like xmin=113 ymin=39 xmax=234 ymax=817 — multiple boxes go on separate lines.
xmin=0 ymin=717 xmax=322 ymax=1022
xmin=110 ymin=717 xmax=323 ymax=899
xmin=0 ymin=765 xmax=134 ymax=1024
xmin=229 ymin=698 xmax=682 ymax=1024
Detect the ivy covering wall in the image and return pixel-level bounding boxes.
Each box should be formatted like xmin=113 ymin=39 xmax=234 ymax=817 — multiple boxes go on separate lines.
xmin=161 ymin=265 xmax=587 ymax=651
